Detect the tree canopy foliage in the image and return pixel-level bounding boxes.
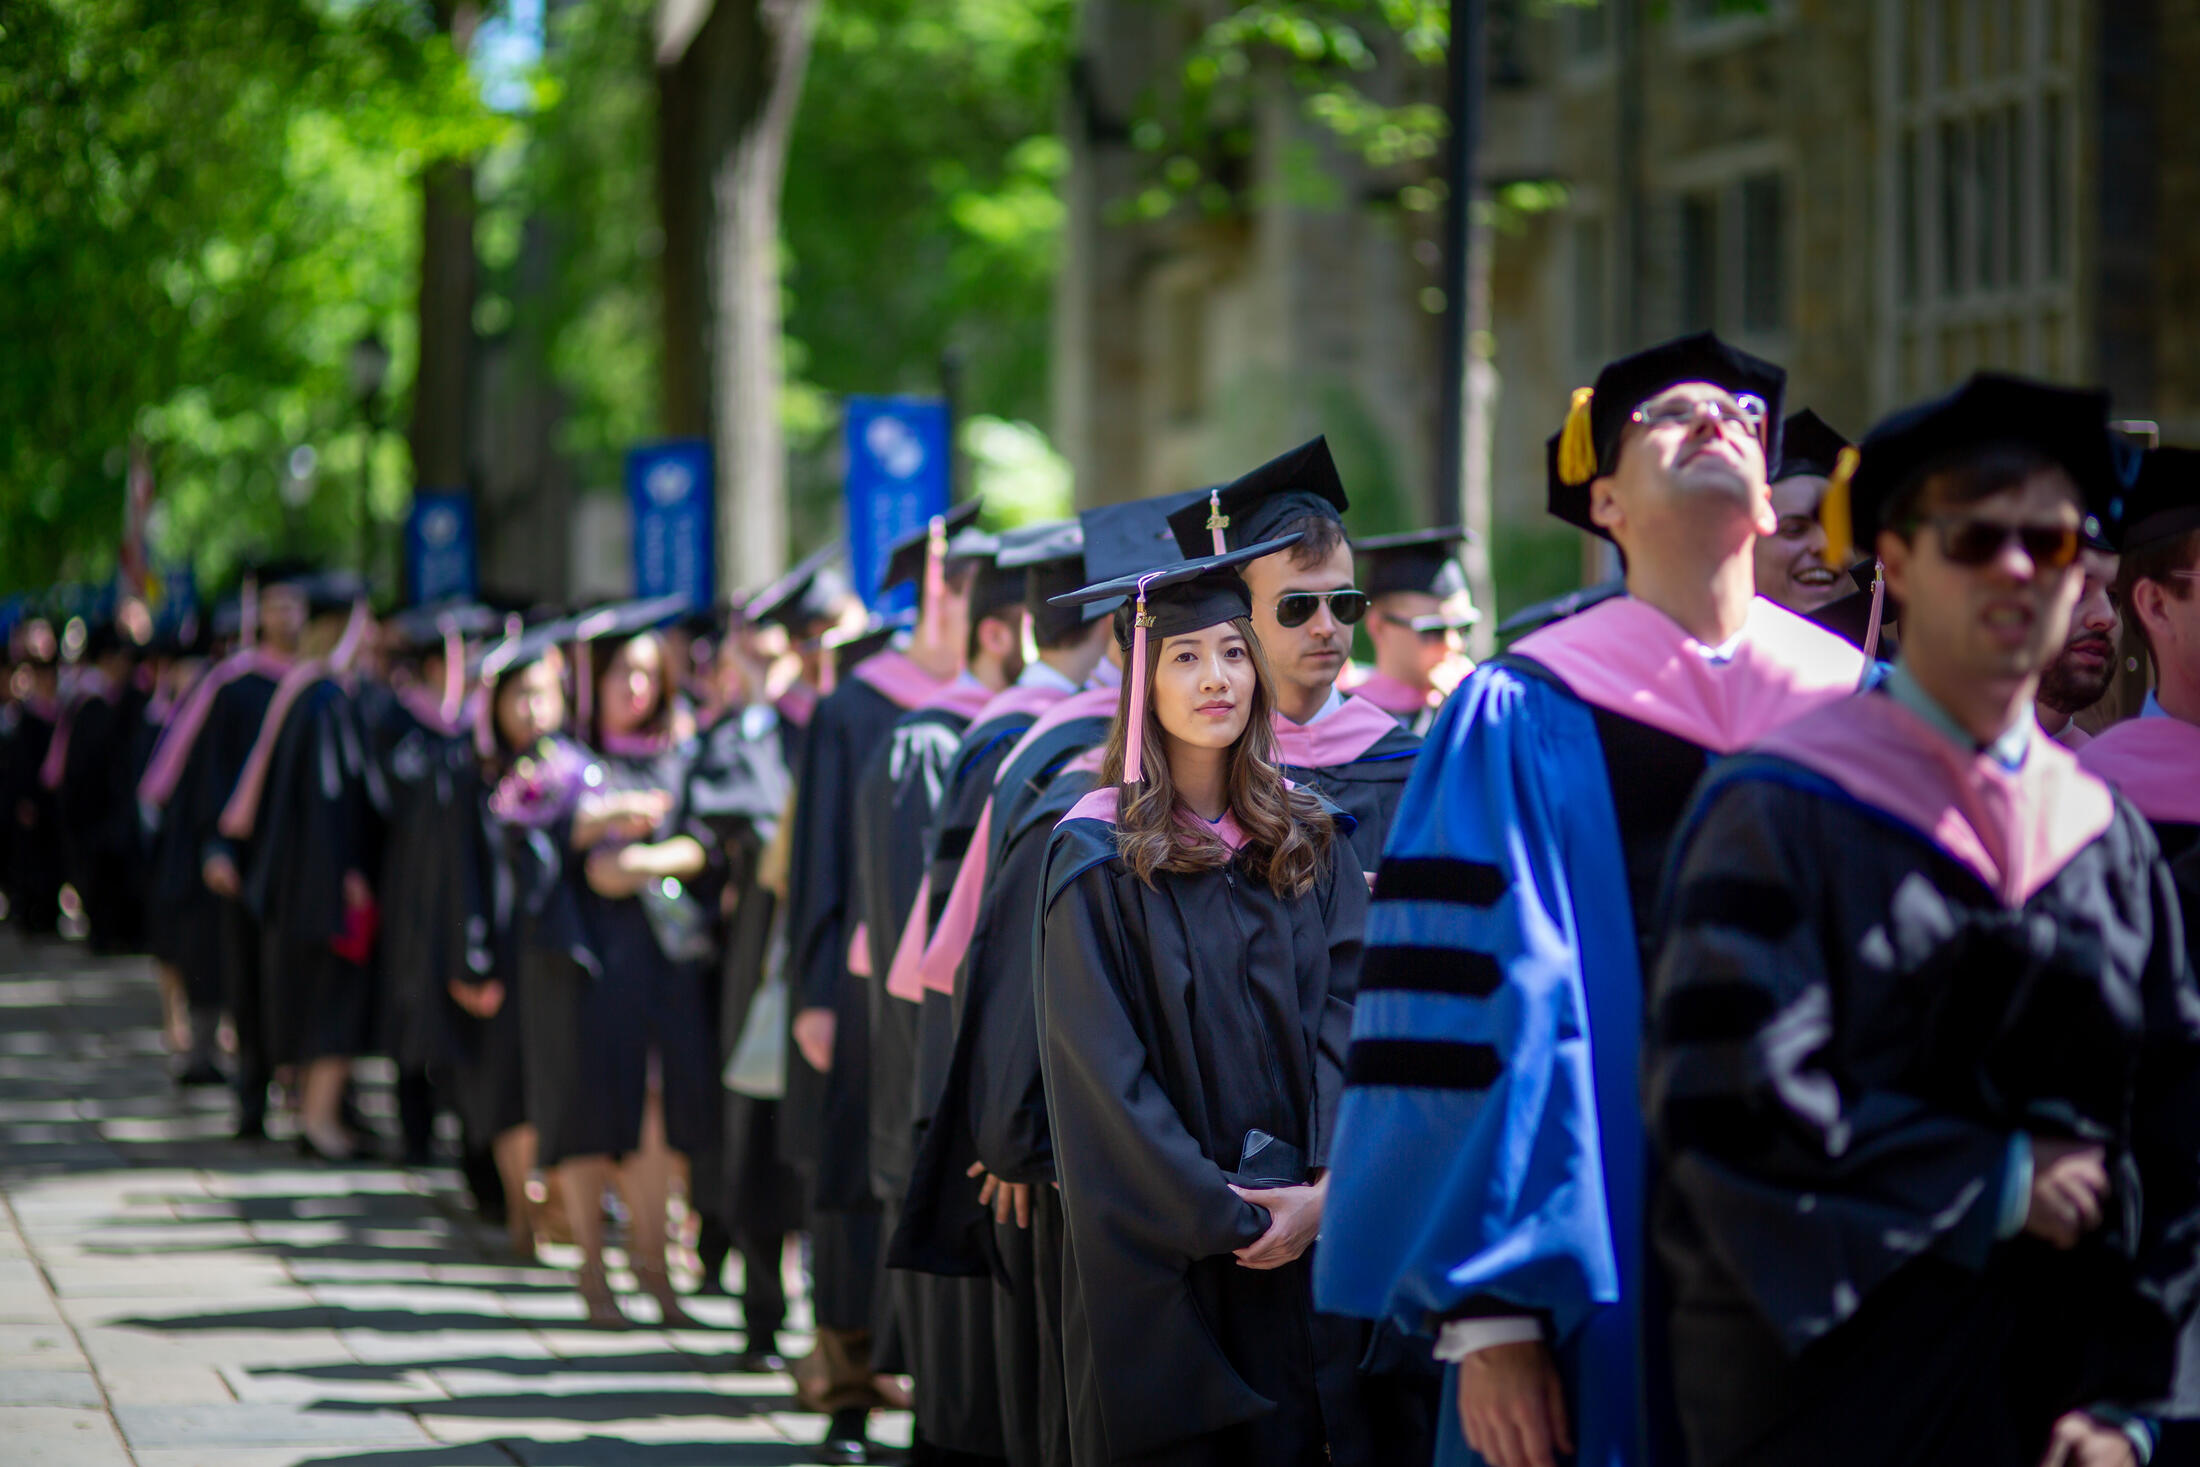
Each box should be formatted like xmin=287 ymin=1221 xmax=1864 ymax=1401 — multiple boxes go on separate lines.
xmin=0 ymin=0 xmax=503 ymax=593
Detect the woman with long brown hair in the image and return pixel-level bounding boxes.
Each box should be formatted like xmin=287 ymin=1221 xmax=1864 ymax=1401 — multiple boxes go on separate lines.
xmin=1036 ymin=539 xmax=1372 ymax=1467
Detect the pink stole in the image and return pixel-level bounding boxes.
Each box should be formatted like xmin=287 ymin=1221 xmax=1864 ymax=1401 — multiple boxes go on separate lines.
xmin=1756 ymin=693 xmax=2115 ymax=908
xmin=1511 ymin=594 xmax=1865 ymax=754
xmin=2079 ymin=716 xmax=2200 ymax=826
xmin=1269 ymin=694 xmax=1404 ymax=769
xmin=851 ymin=648 xmax=948 ymax=711
xmin=38 ymin=668 xmax=117 ymax=790
xmin=137 ymin=650 xmax=291 ymax=808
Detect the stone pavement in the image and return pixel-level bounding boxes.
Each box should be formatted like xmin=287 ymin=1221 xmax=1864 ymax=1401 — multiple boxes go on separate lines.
xmin=0 ymin=929 xmax=913 ymax=1465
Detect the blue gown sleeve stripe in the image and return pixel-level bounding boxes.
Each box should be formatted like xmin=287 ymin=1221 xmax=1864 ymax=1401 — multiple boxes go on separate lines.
xmin=1344 ymin=1038 xmax=1502 ymax=1090
xmin=1360 ymin=944 xmax=1502 ymax=997
xmin=1374 ymin=855 xmax=1508 ymax=907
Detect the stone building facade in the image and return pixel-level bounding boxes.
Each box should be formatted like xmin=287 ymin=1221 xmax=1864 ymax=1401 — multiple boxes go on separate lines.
xmin=1056 ymin=0 xmax=2200 ymax=605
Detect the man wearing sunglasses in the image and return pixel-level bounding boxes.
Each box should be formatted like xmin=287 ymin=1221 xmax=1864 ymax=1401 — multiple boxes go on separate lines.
xmin=2033 ymin=539 xmax=2121 ymax=749
xmin=1646 ymin=378 xmax=2200 ymax=1467
xmin=1350 ymin=528 xmax=1478 ymax=736
xmin=1166 ymin=438 xmax=1425 ymax=877
xmin=1318 ymin=332 xmax=1867 ymax=1467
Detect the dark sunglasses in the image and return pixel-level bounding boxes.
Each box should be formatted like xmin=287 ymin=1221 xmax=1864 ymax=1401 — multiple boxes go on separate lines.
xmin=1273 ymin=589 xmax=1370 ymax=628
xmin=1919 ymin=515 xmax=2081 ymax=572
xmin=1380 ymin=611 xmax=1468 ymax=643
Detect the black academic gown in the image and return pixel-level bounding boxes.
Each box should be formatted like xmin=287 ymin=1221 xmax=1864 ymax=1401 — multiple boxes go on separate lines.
xmin=1648 ymin=765 xmax=2200 ymax=1467
xmin=782 ymin=669 xmax=928 ymax=1333
xmin=366 ymin=694 xmax=484 ymax=1082
xmin=242 ymin=676 xmax=384 ymax=1066
xmin=519 ymin=737 xmax=725 ymax=1167
xmin=194 ymin=669 xmax=284 ymax=1098
xmin=682 ymin=706 xmax=802 ymax=1289
xmin=894 ymin=709 xmax=1110 ymax=1467
xmin=3 ymin=700 xmax=62 ymax=935
xmin=1273 ymin=715 xmax=1420 ymax=875
xmin=56 ymin=680 xmax=148 ymax=952
xmin=1037 ymin=800 xmax=1371 ymax=1467
xmin=851 ymin=695 xmax=986 ymax=1421
xmin=146 ymin=665 xmax=262 ymax=1012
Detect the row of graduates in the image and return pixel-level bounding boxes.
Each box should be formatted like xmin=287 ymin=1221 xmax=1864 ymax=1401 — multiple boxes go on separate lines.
xmin=1 ymin=563 xmax=821 ymax=1335
xmin=1314 ymin=335 xmax=2200 ymax=1467
xmin=770 ymin=467 xmax=1479 ymax=1464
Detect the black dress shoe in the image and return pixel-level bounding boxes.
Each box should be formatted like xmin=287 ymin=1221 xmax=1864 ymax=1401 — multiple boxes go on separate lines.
xmin=174 ymin=1060 xmax=226 ymax=1088
xmin=731 ymin=1348 xmax=787 ymax=1374
xmin=233 ymin=1114 xmax=266 ymax=1142
xmin=820 ymin=1408 xmax=871 ymax=1464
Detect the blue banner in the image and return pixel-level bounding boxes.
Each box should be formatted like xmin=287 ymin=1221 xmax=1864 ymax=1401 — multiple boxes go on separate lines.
xmin=844 ymin=396 xmax=951 ymax=611
xmin=404 ymin=492 xmax=479 ymax=605
xmin=627 ymin=440 xmax=715 ymax=608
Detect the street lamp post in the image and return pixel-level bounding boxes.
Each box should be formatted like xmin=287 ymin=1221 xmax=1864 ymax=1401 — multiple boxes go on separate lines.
xmin=349 ymin=332 xmax=392 ymax=576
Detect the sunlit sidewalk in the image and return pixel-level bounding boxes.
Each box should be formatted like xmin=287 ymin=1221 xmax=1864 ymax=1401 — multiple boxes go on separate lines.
xmin=0 ymin=930 xmax=905 ymax=1465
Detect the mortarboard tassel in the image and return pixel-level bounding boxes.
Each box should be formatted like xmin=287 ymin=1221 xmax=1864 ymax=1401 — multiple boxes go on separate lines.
xmin=1861 ymin=560 xmax=1888 ymax=665
xmin=574 ymin=637 xmax=592 ymax=734
xmin=918 ymin=513 xmax=949 ymax=651
xmin=818 ymin=639 xmax=837 ymax=696
xmin=240 ymin=574 xmax=259 ymax=649
xmin=1122 ymin=574 xmax=1160 ymax=784
xmin=1206 ymin=490 xmax=1229 ymax=556
xmin=473 ymin=680 xmax=496 ymax=758
xmin=1818 ymin=445 xmax=1861 ymax=571
xmin=331 ymin=598 xmax=370 ymax=673
xmin=1557 ymin=386 xmax=1599 ymax=486
xmin=439 ymin=614 xmax=466 ymax=727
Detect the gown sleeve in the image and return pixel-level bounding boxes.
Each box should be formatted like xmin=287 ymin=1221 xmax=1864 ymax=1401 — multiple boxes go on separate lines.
xmin=785 ymin=696 xmax=856 ymax=1013
xmin=1312 ymin=831 xmax=1366 ymax=1171
xmin=1038 ymin=856 xmax=1269 ymax=1265
xmin=2126 ymin=822 xmax=2200 ymax=1411
xmin=1315 ymin=664 xmax=1622 ymax=1343
xmin=1646 ymin=769 xmax=2017 ymax=1354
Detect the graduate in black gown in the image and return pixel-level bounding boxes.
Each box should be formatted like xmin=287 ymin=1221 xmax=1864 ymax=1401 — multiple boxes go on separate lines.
xmin=1346 ymin=529 xmax=1477 ymax=737
xmin=192 ymin=570 xmax=310 ymax=1139
xmin=855 ymin=521 xmax=1027 ymax=1465
xmin=457 ymin=619 xmax=578 ymax=1260
xmin=3 ymin=620 xmax=64 ymax=938
xmin=1646 ymin=376 xmax=2200 ymax=1467
xmin=748 ymin=542 xmax=855 ymax=774
xmin=1036 ymin=539 xmax=1373 ymax=1467
xmin=139 ymin=612 xmax=219 ymax=1072
xmin=142 ymin=591 xmax=287 ymax=1091
xmin=222 ymin=573 xmax=383 ymax=1161
xmin=519 ymin=596 xmax=724 ymax=1329
xmin=367 ymin=603 xmax=501 ymax=1167
xmin=46 ymin=617 xmax=149 ymax=952
xmin=1165 ymin=441 xmax=1421 ymax=878
xmin=782 ymin=510 xmax=971 ymax=1461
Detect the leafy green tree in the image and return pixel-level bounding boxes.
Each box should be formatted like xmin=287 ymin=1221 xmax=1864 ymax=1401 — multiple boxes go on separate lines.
xmin=0 ymin=0 xmax=501 ymax=595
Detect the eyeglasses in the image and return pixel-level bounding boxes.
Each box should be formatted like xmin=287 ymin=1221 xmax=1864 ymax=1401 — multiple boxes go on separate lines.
xmin=1629 ymin=394 xmax=1767 ymax=436
xmin=1918 ymin=515 xmax=2082 ymax=571
xmin=1273 ymin=589 xmax=1370 ymax=628
xmin=1379 ymin=611 xmax=1469 ymax=643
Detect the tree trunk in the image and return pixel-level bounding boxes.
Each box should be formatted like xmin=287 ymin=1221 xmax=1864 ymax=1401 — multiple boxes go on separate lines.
xmin=655 ymin=4 xmax=711 ymax=439
xmin=661 ymin=0 xmax=819 ymax=592
xmin=410 ymin=2 xmax=480 ymax=496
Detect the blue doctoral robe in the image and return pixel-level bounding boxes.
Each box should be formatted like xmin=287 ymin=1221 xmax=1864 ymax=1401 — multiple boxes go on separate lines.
xmin=1315 ymin=662 xmax=1646 ymax=1467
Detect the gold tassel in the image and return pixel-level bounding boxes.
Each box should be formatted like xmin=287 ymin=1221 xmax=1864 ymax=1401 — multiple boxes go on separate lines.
xmin=1557 ymin=387 xmax=1598 ymax=486
xmin=1819 ymin=445 xmax=1861 ymax=568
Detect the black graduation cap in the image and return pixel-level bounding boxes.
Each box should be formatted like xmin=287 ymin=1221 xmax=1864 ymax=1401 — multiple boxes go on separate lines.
xmin=2111 ymin=447 xmax=2200 ymax=554
xmin=1773 ymin=409 xmax=1851 ymax=483
xmin=477 ymin=616 xmax=575 ymax=683
xmin=1807 ymin=560 xmax=1900 ymax=657
xmin=1072 ymin=492 xmax=1205 ymax=621
xmin=385 ymin=601 xmax=501 ymax=655
xmin=999 ymin=520 xmax=1089 ymax=642
xmin=1353 ymin=527 xmax=1470 ymax=600
xmin=1166 ymin=438 xmax=1348 ymax=559
xmin=1495 ymin=578 xmax=1627 ymax=637
xmin=1548 ymin=331 xmax=1787 ymax=539
xmin=824 ymin=610 xmax=915 ymax=671
xmin=878 ymin=500 xmax=985 ymax=593
xmin=1827 ymin=373 xmax=2119 ymax=566
xmin=1048 ymin=534 xmax=1304 ymax=782
xmin=298 ymin=570 xmax=370 ymax=618
xmin=570 ymin=593 xmax=693 ymax=645
xmin=744 ymin=540 xmax=851 ymax=632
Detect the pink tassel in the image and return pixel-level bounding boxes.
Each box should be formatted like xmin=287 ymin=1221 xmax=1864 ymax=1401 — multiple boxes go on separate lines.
xmin=241 ymin=575 xmax=259 ymax=649
xmin=439 ymin=616 xmax=465 ymax=726
xmin=919 ymin=514 xmax=949 ymax=651
xmin=1861 ymin=561 xmax=1888 ymax=664
xmin=331 ymin=598 xmax=369 ymax=673
xmin=574 ymin=638 xmax=592 ymax=734
xmin=473 ymin=690 xmax=495 ymax=759
xmin=1206 ymin=490 xmax=1228 ymax=556
xmin=1123 ymin=576 xmax=1158 ymax=784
